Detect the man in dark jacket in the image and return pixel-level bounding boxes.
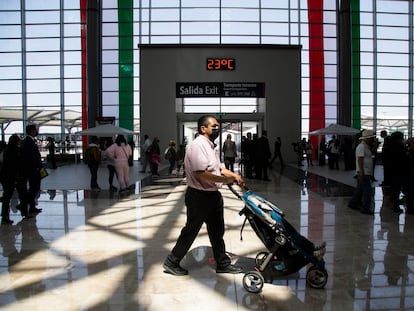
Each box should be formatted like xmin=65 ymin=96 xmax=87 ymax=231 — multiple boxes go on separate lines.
xmin=388 ymin=131 xmax=413 ymax=213
xmin=85 ymin=135 xmax=102 ymax=191
xmin=254 ymin=130 xmax=272 ymax=181
xmin=0 ymin=134 xmax=30 ymax=223
xmin=22 ymin=124 xmax=43 ymax=215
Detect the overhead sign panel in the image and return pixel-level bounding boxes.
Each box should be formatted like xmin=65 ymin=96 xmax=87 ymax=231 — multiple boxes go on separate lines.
xmin=176 ymin=82 xmax=265 ymax=98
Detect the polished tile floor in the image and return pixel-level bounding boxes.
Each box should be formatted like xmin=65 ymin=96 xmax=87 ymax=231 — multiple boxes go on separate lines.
xmin=1 ymin=160 xmax=414 ymax=311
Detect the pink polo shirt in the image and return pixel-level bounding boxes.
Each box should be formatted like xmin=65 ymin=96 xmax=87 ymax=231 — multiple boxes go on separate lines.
xmin=184 ymin=135 xmax=222 ymax=191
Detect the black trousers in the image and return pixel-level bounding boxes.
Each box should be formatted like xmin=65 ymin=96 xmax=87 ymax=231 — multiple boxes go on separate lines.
xmin=27 ymin=170 xmax=41 ymax=210
xmin=107 ymin=164 xmax=117 ymax=186
xmin=88 ymin=164 xmax=99 ymax=188
xmin=1 ymin=178 xmax=28 ymax=217
xmin=224 ymin=156 xmax=235 ymax=172
xmin=390 ymin=174 xmax=413 ymax=210
xmin=171 ymin=187 xmax=231 ymax=268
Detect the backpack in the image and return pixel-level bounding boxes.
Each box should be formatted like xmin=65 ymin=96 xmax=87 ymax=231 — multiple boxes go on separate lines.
xmin=84 ymin=146 xmax=100 ymax=164
xmin=164 ymin=147 xmax=172 ymax=160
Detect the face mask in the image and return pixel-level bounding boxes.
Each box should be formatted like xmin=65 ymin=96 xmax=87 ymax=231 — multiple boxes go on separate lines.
xmin=209 ymin=128 xmax=220 ymax=142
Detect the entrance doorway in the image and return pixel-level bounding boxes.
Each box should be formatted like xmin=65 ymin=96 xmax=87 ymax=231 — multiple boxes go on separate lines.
xmin=180 ymin=118 xmax=260 ymax=173
xmin=181 ymin=119 xmax=258 ymax=147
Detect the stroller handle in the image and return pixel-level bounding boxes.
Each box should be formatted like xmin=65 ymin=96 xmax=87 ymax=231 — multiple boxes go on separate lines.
xmin=227 ymin=183 xmax=249 ymax=200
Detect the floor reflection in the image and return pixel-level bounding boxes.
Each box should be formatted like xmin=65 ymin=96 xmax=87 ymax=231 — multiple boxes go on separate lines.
xmin=277 ymin=165 xmax=355 ymax=197
xmin=1 ymin=164 xmax=414 ymax=310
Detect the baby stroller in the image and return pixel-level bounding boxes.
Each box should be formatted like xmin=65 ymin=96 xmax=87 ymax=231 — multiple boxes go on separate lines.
xmin=228 ymin=185 xmax=328 ymax=293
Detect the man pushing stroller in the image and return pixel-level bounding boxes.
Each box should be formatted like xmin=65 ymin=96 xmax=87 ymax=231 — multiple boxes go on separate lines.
xmin=163 ymin=115 xmax=245 ymax=276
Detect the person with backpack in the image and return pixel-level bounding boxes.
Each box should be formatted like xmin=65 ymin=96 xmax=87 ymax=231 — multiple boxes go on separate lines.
xmin=84 ymin=135 xmax=101 ymax=191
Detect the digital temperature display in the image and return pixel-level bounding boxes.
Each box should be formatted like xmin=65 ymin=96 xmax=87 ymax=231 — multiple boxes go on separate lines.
xmin=206 ymin=58 xmax=235 ymax=71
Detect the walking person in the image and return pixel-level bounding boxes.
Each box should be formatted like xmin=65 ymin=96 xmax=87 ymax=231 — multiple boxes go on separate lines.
xmin=128 ymin=137 xmax=135 ymax=165
xmin=318 ymin=138 xmax=327 ymax=166
xmin=222 ymin=134 xmax=237 ymax=172
xmin=84 ymin=135 xmax=102 ymax=191
xmin=22 ymin=124 xmax=43 ymax=215
xmin=293 ymin=138 xmax=306 ymax=166
xmin=328 ymin=136 xmax=340 ymax=169
xmin=241 ymin=132 xmax=254 ymax=178
xmin=269 ymin=136 xmax=284 ymax=168
xmin=105 ymin=134 xmax=132 ymax=195
xmin=305 ymin=139 xmax=314 ymax=166
xmin=175 ymin=144 xmax=186 ymax=176
xmin=140 ymin=134 xmax=152 ymax=173
xmin=348 ymin=130 xmax=377 ymax=214
xmin=104 ymin=138 xmax=117 ymax=192
xmin=164 ymin=140 xmax=177 ymax=175
xmin=254 ymin=130 xmax=272 ymax=181
xmin=163 ymin=115 xmax=245 ymax=276
xmin=0 ymin=135 xmax=30 ymax=223
xmin=342 ymin=137 xmax=355 ymax=171
xmin=380 ymin=130 xmax=391 ymax=187
xmin=387 ymin=132 xmax=413 ymax=213
xmin=46 ymin=137 xmax=57 ymax=169
xmin=405 ymin=137 xmax=414 ymax=214
xmin=149 ymin=137 xmax=161 ymax=177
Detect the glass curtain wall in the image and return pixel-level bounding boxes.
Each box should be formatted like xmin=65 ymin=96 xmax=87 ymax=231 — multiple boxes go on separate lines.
xmin=0 ymin=0 xmax=413 ymax=140
xmin=359 ymin=1 xmax=413 ymax=136
xmin=0 ymin=1 xmax=82 ymax=142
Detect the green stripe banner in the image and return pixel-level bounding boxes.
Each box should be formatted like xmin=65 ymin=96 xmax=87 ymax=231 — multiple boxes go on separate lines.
xmin=118 ymin=0 xmax=134 ymax=131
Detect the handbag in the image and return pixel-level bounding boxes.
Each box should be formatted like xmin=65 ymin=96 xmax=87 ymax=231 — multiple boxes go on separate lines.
xmin=39 ymin=167 xmax=49 ymax=179
xmin=122 ymin=146 xmax=133 ymax=167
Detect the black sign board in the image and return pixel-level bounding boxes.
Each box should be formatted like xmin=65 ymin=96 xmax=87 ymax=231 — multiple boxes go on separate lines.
xmin=176 ymin=82 xmax=265 ymax=98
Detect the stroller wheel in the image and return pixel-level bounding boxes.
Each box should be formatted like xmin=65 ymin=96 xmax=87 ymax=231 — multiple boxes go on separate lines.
xmin=255 ymin=251 xmax=269 ymax=266
xmin=306 ymin=265 xmax=328 ymax=289
xmin=243 ymin=271 xmax=265 ymax=293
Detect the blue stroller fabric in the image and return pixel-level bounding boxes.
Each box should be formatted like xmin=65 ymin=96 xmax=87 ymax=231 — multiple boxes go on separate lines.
xmin=242 ymin=191 xmax=316 ymax=256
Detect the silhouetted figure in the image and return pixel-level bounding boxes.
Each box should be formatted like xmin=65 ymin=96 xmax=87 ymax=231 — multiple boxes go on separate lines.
xmin=327 ymin=135 xmax=340 ymax=170
xmin=342 ymin=137 xmax=355 ymax=171
xmin=305 ymin=139 xmax=314 ymax=166
xmin=269 ymin=137 xmax=284 ymax=167
xmin=380 ymin=130 xmax=391 ymax=186
xmin=104 ymin=137 xmax=117 ymax=192
xmin=241 ymin=132 xmax=254 ymax=178
xmin=22 ymin=124 xmax=43 ymax=215
xmin=387 ymin=132 xmax=413 ymax=213
xmin=46 ymin=137 xmax=57 ymax=169
xmin=85 ymin=135 xmax=101 ymax=191
xmin=140 ymin=134 xmax=152 ymax=173
xmin=149 ymin=137 xmax=161 ymax=177
xmin=254 ymin=131 xmax=271 ymax=181
xmin=165 ymin=140 xmax=178 ymax=175
xmin=222 ymin=134 xmax=237 ymax=172
xmin=0 ymin=135 xmax=30 ymax=223
xmin=318 ymin=138 xmax=327 ymax=166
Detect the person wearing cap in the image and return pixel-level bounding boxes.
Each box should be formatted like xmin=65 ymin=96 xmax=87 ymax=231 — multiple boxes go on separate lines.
xmin=348 ymin=129 xmax=377 ymax=214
